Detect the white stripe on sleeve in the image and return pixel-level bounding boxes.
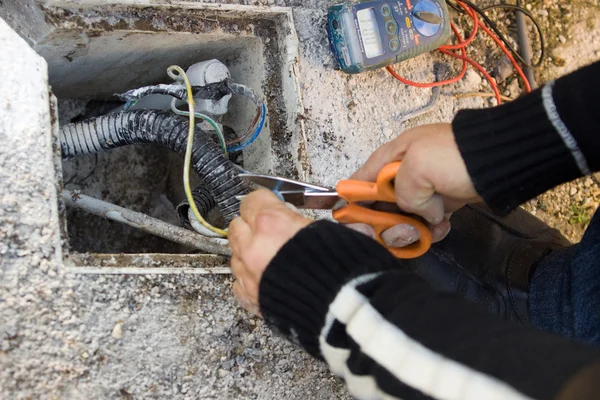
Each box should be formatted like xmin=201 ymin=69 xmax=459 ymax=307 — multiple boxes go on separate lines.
xmin=320 ymin=281 xmax=534 ymax=400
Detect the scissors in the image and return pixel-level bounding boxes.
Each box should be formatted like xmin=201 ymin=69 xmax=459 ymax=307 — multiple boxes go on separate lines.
xmin=239 ymin=161 xmax=432 ymax=259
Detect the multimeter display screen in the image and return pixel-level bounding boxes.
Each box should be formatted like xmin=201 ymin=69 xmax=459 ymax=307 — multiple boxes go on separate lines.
xmin=356 ymin=8 xmax=384 ymax=59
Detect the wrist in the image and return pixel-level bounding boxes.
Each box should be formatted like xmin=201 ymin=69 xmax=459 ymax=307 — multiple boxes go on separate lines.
xmin=452 ymin=88 xmax=580 ymax=215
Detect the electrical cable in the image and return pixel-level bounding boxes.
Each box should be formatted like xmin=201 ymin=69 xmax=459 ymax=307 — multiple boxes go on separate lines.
xmin=225 ymin=107 xmax=261 ymax=147
xmin=386 ymin=23 xmax=468 ymax=88
xmin=223 ymin=82 xmax=268 ymax=150
xmin=453 ymin=91 xmax=513 ymax=102
xmin=119 ymin=80 xmax=267 ymax=153
xmin=387 ymin=0 xmax=533 ymax=103
xmin=167 ymin=65 xmax=228 ymax=238
xmin=439 ymin=47 xmax=502 ymax=104
xmin=118 ymin=82 xmax=232 ymax=103
xmin=447 ymin=0 xmax=464 ymax=13
xmin=440 ymin=7 xmax=479 ymax=50
xmin=473 ymin=6 xmax=532 ymax=93
xmin=170 ymin=98 xmax=228 ymax=157
xmin=481 ymin=3 xmax=545 ymax=68
xmin=452 ymin=0 xmax=530 ymax=93
xmin=226 ymin=103 xmax=267 ymax=152
xmin=60 ymin=110 xmax=246 ymax=224
xmin=450 ymin=0 xmax=542 ymax=68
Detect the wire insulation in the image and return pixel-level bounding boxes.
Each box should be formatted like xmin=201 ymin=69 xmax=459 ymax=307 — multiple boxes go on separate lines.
xmin=226 ymin=103 xmax=267 ymax=152
xmin=168 ymin=65 xmax=228 ymax=238
xmin=449 ymin=0 xmax=544 ymax=68
xmin=224 ymin=83 xmax=268 ymax=151
xmin=170 ymin=98 xmax=228 ymax=156
xmin=386 ymin=0 xmax=535 ymax=104
xmin=481 ymin=3 xmax=545 ymax=67
xmin=386 ymin=23 xmax=468 ymax=88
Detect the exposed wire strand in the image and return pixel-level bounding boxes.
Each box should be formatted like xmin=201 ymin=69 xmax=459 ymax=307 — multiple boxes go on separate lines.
xmin=167 ymin=65 xmax=228 ymax=238
xmin=170 ymin=98 xmax=228 ymax=157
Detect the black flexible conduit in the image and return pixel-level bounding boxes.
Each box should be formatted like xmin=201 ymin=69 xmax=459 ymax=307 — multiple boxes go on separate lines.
xmin=176 ymin=186 xmax=217 ymax=228
xmin=59 ymin=110 xmax=247 ymax=224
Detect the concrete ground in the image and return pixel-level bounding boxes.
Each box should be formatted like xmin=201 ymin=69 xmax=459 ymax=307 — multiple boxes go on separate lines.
xmin=1 ymin=0 xmax=598 ymax=399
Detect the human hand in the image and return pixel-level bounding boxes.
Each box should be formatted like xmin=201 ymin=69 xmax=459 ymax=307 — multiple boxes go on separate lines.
xmin=349 ymin=123 xmax=479 ymax=247
xmin=228 ymin=189 xmax=313 ymax=315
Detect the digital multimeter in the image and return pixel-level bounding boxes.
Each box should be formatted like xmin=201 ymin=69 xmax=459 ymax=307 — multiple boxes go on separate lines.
xmin=327 ymin=0 xmax=451 ymax=74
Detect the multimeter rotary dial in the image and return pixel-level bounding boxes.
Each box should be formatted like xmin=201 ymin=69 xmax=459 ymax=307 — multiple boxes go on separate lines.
xmin=412 ymin=0 xmax=443 ymax=37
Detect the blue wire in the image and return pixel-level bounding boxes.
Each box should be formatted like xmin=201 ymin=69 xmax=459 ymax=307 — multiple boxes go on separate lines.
xmin=227 ymin=103 xmax=267 ymax=152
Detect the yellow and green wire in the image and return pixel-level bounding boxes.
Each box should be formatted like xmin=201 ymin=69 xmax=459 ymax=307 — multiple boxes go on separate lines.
xmin=167 ymin=65 xmax=228 ymax=238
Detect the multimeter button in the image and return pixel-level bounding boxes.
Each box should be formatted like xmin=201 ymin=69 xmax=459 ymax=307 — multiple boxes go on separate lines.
xmin=386 ymin=20 xmax=398 ymax=34
xmin=389 ymin=38 xmax=400 ymax=51
xmin=381 ymin=4 xmax=392 ymax=16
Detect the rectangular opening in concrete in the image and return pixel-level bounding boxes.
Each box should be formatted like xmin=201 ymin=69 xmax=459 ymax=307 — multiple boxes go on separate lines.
xmin=34 ymin=2 xmax=305 ymax=271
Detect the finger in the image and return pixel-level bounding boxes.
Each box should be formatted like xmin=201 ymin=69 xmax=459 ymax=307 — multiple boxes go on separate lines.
xmin=232 ymin=279 xmax=250 ymax=306
xmin=443 ymin=198 xmax=468 ymax=214
xmin=233 ymin=280 xmax=260 ymax=316
xmin=346 ymin=223 xmax=376 ymax=238
xmin=395 ymin=158 xmax=446 ymax=225
xmin=228 ymin=217 xmax=253 ymax=257
xmin=231 ymin=256 xmax=261 ymax=303
xmin=230 ymin=256 xmax=245 ymax=280
xmin=381 ymin=224 xmax=420 ymax=247
xmin=239 ymin=189 xmax=291 ymax=229
xmin=431 ymin=218 xmax=452 ymax=243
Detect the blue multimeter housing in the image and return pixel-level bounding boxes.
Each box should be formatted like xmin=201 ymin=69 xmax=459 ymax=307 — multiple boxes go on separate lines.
xmin=327 ymin=0 xmax=451 ymax=74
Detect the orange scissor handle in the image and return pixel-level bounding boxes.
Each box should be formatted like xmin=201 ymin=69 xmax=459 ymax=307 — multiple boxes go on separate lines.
xmin=333 ymin=161 xmax=432 ymax=259
xmin=336 ymin=161 xmax=401 ymax=203
xmin=332 ymin=204 xmax=432 ymax=259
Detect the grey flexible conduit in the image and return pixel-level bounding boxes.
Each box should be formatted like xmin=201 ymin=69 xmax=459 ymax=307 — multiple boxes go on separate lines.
xmin=60 ymin=110 xmax=247 ymax=224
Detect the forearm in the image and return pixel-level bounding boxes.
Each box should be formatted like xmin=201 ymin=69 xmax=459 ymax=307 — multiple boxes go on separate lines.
xmin=453 ymin=61 xmax=600 ymax=215
xmin=259 ymin=221 xmax=600 ymax=400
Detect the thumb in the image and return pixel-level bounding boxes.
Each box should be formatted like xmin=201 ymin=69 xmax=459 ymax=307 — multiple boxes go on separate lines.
xmin=394 ymin=162 xmax=445 ymax=225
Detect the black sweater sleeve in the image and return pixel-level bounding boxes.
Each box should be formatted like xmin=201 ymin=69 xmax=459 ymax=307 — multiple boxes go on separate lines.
xmin=452 ymin=61 xmax=600 ymax=215
xmin=259 ymin=221 xmax=600 ymax=400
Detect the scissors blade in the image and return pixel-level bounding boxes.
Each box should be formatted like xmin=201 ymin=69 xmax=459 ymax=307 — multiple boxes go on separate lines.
xmin=236 ymin=191 xmax=343 ymax=210
xmin=281 ymin=191 xmax=343 ymax=210
xmin=239 ymin=173 xmax=332 ymax=193
xmin=238 ymin=173 xmax=344 ymax=209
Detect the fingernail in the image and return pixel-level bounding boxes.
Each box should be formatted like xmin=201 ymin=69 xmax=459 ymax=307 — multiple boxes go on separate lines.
xmin=427 ymin=214 xmax=444 ymax=225
xmin=382 ymin=224 xmax=419 ymax=247
xmin=432 ymin=224 xmax=451 ymax=242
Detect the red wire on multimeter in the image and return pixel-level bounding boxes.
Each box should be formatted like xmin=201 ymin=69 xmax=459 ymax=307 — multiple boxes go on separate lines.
xmin=386 ymin=22 xmax=468 ymax=88
xmin=387 ymin=0 xmax=531 ymax=104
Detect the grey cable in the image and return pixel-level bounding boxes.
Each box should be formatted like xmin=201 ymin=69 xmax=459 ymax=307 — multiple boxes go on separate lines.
xmin=62 ymin=190 xmax=231 ymax=256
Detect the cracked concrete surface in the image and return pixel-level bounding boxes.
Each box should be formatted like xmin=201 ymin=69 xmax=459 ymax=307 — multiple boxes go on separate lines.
xmin=0 ymin=0 xmax=540 ymax=398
